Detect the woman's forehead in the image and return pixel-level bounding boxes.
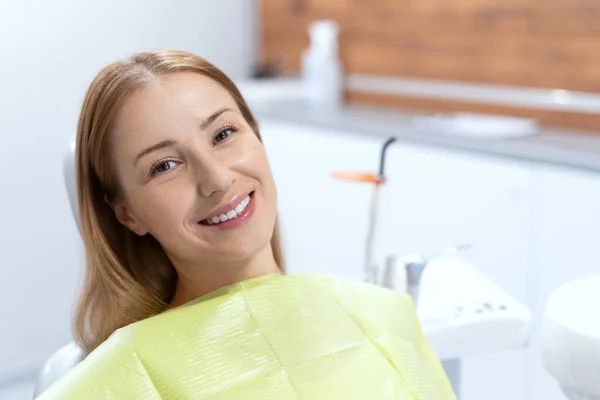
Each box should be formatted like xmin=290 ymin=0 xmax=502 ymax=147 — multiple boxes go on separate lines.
xmin=111 ymin=72 xmax=240 ymax=149
xmin=120 ymin=72 xmax=237 ymax=124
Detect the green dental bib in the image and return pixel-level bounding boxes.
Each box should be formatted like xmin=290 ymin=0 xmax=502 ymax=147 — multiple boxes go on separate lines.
xmin=39 ymin=274 xmax=455 ymax=400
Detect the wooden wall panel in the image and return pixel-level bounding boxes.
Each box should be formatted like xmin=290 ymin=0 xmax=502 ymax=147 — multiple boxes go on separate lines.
xmin=532 ymin=0 xmax=600 ymax=36
xmin=260 ymin=0 xmax=600 ymax=131
xmin=261 ymin=2 xmax=600 ymax=91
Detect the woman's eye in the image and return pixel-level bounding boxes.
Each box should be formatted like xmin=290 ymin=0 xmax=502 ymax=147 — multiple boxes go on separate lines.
xmin=151 ymin=160 xmax=178 ymax=176
xmin=214 ymin=127 xmax=235 ymax=143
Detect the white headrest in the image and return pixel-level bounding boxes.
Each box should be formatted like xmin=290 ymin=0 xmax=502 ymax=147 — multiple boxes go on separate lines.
xmin=63 ymin=135 xmax=78 ymax=226
xmin=33 ymin=138 xmax=83 ymax=398
xmin=33 ymin=342 xmax=83 ymax=398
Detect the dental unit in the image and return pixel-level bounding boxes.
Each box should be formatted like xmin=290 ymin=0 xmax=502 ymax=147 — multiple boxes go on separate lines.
xmin=334 ymin=136 xmax=532 ymax=397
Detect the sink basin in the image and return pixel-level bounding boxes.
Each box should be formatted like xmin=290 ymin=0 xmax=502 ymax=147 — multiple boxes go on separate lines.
xmin=411 ymin=113 xmax=540 ymax=140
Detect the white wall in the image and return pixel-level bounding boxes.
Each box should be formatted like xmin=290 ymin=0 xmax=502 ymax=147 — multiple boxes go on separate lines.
xmin=0 ymin=0 xmax=255 ymax=386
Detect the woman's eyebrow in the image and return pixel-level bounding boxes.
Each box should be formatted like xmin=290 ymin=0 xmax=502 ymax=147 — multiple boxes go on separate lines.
xmin=134 ymin=139 xmax=177 ymax=165
xmin=134 ymin=108 xmax=238 ymax=165
xmin=199 ymin=107 xmax=236 ymax=130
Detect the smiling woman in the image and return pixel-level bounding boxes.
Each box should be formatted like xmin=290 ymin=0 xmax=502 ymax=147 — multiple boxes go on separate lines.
xmin=36 ymin=50 xmax=456 ymax=400
xmin=106 ymin=68 xmax=281 ymax=311
xmin=72 ymin=51 xmax=284 ymax=353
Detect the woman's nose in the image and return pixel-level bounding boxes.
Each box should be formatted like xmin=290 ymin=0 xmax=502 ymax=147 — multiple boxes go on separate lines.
xmin=195 ymin=155 xmax=234 ymax=198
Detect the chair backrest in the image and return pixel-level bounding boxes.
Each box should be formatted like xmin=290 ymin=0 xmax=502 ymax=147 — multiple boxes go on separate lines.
xmin=33 ymin=343 xmax=83 ymax=398
xmin=63 ymin=135 xmax=78 ymax=226
xmin=33 ymin=136 xmax=83 ymax=398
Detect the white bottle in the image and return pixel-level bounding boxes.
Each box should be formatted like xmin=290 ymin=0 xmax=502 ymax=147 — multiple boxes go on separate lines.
xmin=301 ymin=20 xmax=344 ymax=110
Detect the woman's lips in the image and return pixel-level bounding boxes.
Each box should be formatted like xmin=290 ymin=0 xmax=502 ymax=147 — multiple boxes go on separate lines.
xmin=198 ymin=192 xmax=255 ymax=229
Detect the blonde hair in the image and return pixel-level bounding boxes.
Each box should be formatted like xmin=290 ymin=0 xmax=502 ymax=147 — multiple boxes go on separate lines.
xmin=74 ymin=50 xmax=285 ymax=354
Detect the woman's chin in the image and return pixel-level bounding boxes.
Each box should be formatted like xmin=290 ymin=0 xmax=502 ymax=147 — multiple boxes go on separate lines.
xmin=210 ymin=238 xmax=271 ymax=263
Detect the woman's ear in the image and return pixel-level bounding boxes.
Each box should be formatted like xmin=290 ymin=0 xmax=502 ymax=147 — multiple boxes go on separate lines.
xmin=113 ymin=203 xmax=148 ymax=236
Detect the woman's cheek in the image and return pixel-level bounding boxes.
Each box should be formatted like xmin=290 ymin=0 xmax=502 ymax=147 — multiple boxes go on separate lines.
xmin=137 ymin=184 xmax=191 ymax=227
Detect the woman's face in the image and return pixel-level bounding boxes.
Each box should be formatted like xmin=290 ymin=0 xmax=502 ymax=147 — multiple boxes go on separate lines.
xmin=109 ymin=72 xmax=277 ymax=267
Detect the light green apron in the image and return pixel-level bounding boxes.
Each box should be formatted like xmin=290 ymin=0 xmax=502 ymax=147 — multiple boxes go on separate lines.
xmin=39 ymin=273 xmax=456 ymax=399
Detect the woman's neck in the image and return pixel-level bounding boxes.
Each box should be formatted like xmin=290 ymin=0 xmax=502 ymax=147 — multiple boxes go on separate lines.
xmin=167 ymin=244 xmax=281 ymax=309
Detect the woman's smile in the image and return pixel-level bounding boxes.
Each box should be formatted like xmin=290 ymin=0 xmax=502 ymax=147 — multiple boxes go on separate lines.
xmin=197 ymin=191 xmax=256 ymax=230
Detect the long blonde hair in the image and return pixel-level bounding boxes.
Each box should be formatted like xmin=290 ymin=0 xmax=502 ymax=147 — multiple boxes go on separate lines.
xmin=74 ymin=50 xmax=285 ymax=354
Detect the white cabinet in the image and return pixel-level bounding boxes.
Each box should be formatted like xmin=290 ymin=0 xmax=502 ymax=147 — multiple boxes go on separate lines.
xmin=379 ymin=144 xmax=534 ymax=400
xmin=529 ymin=166 xmax=600 ymax=400
xmin=260 ymin=119 xmax=385 ymax=281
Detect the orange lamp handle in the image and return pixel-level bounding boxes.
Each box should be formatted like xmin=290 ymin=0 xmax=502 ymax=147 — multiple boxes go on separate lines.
xmin=332 ymin=171 xmax=385 ymax=185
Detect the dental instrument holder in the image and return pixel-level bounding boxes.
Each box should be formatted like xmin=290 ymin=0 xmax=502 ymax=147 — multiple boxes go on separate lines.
xmin=383 ymin=244 xmax=473 ymax=304
xmin=385 ymin=244 xmax=472 ymax=399
xmin=401 ymin=254 xmax=428 ymax=305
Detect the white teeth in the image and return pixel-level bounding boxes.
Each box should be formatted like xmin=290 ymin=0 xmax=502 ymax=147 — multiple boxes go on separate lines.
xmin=201 ymin=194 xmax=252 ymax=225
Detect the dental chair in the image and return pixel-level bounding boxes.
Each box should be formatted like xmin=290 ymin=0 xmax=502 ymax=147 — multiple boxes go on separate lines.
xmin=32 ymin=137 xmax=83 ymax=398
xmin=542 ymin=274 xmax=600 ymax=399
xmin=33 ymin=343 xmax=83 ymax=397
xmin=36 ymin=136 xmax=534 ymax=398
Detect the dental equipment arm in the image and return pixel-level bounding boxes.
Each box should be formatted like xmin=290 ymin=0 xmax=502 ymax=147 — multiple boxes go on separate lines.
xmin=333 ymin=137 xmax=396 ymax=284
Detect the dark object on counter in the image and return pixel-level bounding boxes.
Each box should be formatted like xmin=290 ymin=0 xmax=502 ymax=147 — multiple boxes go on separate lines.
xmin=252 ymin=55 xmax=286 ymax=79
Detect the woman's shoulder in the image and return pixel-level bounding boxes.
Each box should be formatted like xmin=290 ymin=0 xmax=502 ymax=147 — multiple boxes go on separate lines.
xmin=274 ymin=273 xmax=423 ymax=339
xmin=290 ymin=273 xmax=414 ymax=306
xmin=35 ymin=334 xmax=150 ymax=399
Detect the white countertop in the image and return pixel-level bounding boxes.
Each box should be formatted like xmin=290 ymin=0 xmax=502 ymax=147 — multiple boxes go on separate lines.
xmin=238 ymin=79 xmax=600 ymax=174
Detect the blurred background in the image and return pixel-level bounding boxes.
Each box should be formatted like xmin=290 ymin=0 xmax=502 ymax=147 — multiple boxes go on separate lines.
xmin=2 ymin=1 xmax=600 ymax=399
